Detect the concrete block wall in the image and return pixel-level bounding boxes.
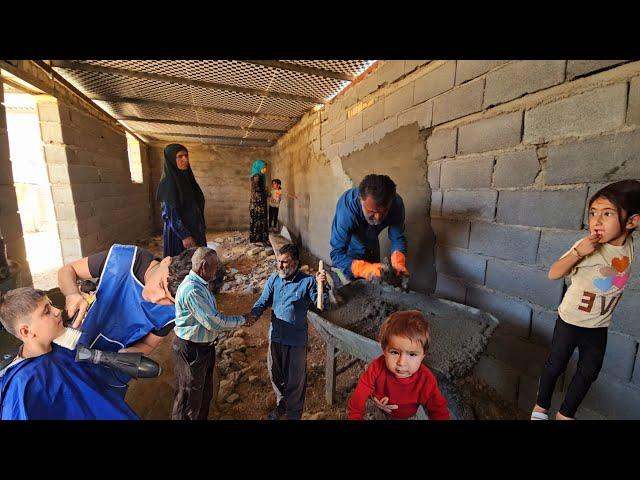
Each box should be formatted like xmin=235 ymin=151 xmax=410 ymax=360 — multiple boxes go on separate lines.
xmin=148 ymin=143 xmax=272 ymax=232
xmin=271 ymin=60 xmax=640 ymax=419
xmin=0 ymin=84 xmax=32 ymax=286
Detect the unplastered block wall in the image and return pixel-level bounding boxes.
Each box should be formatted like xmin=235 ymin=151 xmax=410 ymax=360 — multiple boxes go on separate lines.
xmin=272 ymin=59 xmax=640 ymax=419
xmin=148 ymin=143 xmax=272 ymax=232
xmin=0 ymin=84 xmax=32 ymax=286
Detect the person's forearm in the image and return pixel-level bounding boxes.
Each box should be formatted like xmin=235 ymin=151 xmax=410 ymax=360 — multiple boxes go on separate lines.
xmin=58 ymin=264 xmax=81 ymax=297
xmin=549 ymin=251 xmax=581 ymax=280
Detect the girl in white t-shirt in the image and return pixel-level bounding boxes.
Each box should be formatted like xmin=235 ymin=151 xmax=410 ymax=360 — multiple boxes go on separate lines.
xmin=531 ymin=180 xmax=640 ymax=420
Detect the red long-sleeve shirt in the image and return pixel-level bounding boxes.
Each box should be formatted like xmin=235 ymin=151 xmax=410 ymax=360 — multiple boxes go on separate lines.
xmin=348 ymin=356 xmax=450 ymax=420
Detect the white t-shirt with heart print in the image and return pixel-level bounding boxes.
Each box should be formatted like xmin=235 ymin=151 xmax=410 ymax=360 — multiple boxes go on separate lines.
xmin=558 ymin=236 xmax=634 ymax=328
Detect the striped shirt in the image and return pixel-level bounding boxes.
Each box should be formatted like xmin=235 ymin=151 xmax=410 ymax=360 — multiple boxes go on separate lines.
xmin=174 ymin=270 xmax=245 ymax=343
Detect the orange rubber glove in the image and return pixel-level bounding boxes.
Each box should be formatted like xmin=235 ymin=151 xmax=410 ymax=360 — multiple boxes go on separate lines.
xmin=351 ymin=259 xmax=384 ymax=280
xmin=391 ymin=251 xmax=409 ymax=276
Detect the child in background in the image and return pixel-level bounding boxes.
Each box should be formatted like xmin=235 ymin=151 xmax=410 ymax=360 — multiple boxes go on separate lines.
xmin=348 ymin=310 xmax=450 ymax=420
xmin=531 ymin=180 xmax=640 ymax=420
xmin=269 ymin=179 xmax=297 ymax=232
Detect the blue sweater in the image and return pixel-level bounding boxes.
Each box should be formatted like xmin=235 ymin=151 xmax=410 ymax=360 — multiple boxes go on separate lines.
xmin=329 ymin=187 xmax=407 ymax=279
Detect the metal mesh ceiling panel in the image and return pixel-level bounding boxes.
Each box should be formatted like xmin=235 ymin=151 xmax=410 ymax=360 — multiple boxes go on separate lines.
xmin=51 ymin=59 xmax=374 ymax=146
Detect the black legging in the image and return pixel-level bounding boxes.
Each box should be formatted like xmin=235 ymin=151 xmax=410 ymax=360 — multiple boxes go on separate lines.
xmin=536 ymin=317 xmax=607 ymax=418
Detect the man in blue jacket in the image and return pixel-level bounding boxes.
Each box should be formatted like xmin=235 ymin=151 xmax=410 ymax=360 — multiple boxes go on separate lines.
xmin=329 ymin=174 xmax=409 ymax=285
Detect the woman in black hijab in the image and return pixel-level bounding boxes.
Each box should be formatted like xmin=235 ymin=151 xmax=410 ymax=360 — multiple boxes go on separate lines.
xmin=156 ymin=144 xmax=206 ymax=257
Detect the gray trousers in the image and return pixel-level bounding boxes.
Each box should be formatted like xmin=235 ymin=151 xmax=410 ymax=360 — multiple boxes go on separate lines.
xmin=267 ymin=340 xmax=307 ymax=420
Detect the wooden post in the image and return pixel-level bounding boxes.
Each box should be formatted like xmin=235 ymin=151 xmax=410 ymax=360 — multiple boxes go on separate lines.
xmin=317 ymin=260 xmax=324 ymax=310
xmin=325 ymin=339 xmax=337 ymax=406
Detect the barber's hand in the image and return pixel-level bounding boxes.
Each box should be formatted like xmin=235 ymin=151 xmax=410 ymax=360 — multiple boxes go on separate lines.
xmin=372 ymin=396 xmax=399 ymax=414
xmin=65 ymin=292 xmax=89 ymax=328
xmin=182 ymin=236 xmax=197 ymax=248
xmin=315 ymin=270 xmax=327 ymax=287
xmin=351 ymin=260 xmax=384 ymax=280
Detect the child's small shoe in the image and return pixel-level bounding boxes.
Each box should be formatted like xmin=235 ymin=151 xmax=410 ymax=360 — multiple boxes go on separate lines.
xmin=530 ymin=411 xmax=549 ymax=420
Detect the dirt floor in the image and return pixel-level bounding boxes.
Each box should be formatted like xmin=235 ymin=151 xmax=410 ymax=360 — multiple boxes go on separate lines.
xmin=121 ymin=230 xmax=527 ymax=420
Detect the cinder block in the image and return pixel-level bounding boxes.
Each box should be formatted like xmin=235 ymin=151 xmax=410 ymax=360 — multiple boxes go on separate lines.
xmin=486 ymin=258 xmax=565 ymax=309
xmin=426 ymin=128 xmax=457 ymax=161
xmin=455 ymin=60 xmax=507 ymax=85
xmin=611 ymin=292 xmax=640 ymax=338
xmin=579 ymin=372 xmax=640 ymax=419
xmin=440 ymin=155 xmax=494 ymax=189
xmin=430 ymin=217 xmax=470 ymax=248
xmin=435 ymin=245 xmax=486 ymax=284
xmin=413 ymin=61 xmax=456 ymax=104
xmin=493 ymin=149 xmax=540 ymax=188
xmin=377 ymin=61 xmax=406 ymax=86
xmin=371 ymin=116 xmax=398 ymax=144
xmin=441 ymin=190 xmax=497 ymax=221
xmin=633 ymin=349 xmax=640 ymax=387
xmin=546 ymin=130 xmax=640 ymax=185
xmin=40 ymin=122 xmax=65 ymax=144
xmin=404 ymin=60 xmax=430 ymax=73
xmin=50 ymin=185 xmax=74 ymax=204
xmin=345 ymin=113 xmax=362 ymax=138
xmin=518 ymin=373 xmax=566 ymax=414
xmin=473 ymin=354 xmax=520 ymax=403
xmin=428 ymin=162 xmax=441 ymax=189
xmin=628 ymin=76 xmax=640 ymax=125
xmin=497 ymin=188 xmax=587 ymax=229
xmin=524 ymin=83 xmax=627 ymax=143
xmin=566 ymin=60 xmax=626 ymax=80
xmin=60 ymin=238 xmax=83 ymax=260
xmin=56 ymin=220 xmax=80 ymax=240
xmin=430 ymin=190 xmax=442 ymax=217
xmin=433 ymin=78 xmax=485 ymax=125
xmin=434 ymin=272 xmax=467 ymax=304
xmin=0 ymin=214 xmax=24 ymax=242
xmin=331 ymin=122 xmax=346 ymax=144
xmin=483 ymin=61 xmax=566 ymax=107
xmin=466 ymin=285 xmax=533 ymax=338
xmin=486 ymin=329 xmax=550 ymax=377
xmin=530 ymin=308 xmax=558 ymax=347
xmin=362 ymin=100 xmax=384 ymax=130
xmin=457 ymin=111 xmax=522 ymax=154
xmin=384 ymin=84 xmax=414 ymax=119
xmin=398 ymin=100 xmax=432 ymax=129
xmin=600 ymin=332 xmax=637 ymax=382
xmin=469 ymin=222 xmax=540 ymax=264
xmin=0 ymin=186 xmax=19 ymax=213
xmin=536 ymin=229 xmax=586 ymax=267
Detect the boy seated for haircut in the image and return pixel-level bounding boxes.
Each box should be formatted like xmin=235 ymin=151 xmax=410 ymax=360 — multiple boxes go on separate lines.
xmin=0 ymin=288 xmax=138 ymax=419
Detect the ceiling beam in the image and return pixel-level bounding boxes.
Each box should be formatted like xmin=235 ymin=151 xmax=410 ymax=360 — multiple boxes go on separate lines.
xmin=116 ymin=116 xmax=286 ymax=134
xmin=51 ymin=60 xmax=325 ymax=105
xmin=88 ymin=94 xmax=298 ymax=122
xmin=242 ymin=60 xmax=354 ymax=82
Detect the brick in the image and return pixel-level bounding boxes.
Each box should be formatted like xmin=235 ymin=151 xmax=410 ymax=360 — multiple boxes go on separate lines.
xmin=377 ymin=61 xmax=406 ymax=86
xmin=430 ymin=190 xmax=442 ymax=217
xmin=435 ymin=245 xmax=487 ymax=284
xmin=610 ymin=292 xmax=640 ymax=338
xmin=484 ymin=61 xmax=566 ymax=107
xmin=434 ymin=273 xmax=466 ymax=303
xmin=413 ymin=61 xmax=456 ymax=104
xmin=441 ymin=190 xmax=497 ymax=221
xmin=530 ymin=308 xmax=558 ymax=347
xmin=493 ymin=149 xmax=540 ymax=188
xmin=473 ymin=354 xmax=520 ymax=403
xmin=497 ymin=188 xmax=587 ymax=229
xmin=433 ymin=78 xmax=485 ymax=125
xmin=546 ymin=130 xmax=640 ymax=185
xmin=469 ymin=222 xmax=540 ymax=264
xmin=628 ymin=76 xmax=640 ymax=125
xmin=466 ymin=285 xmax=533 ymax=338
xmin=486 ymin=259 xmax=564 ymax=309
xmin=566 ymin=60 xmax=626 ymax=80
xmin=536 ymin=229 xmax=586 ymax=267
xmin=524 ymin=83 xmax=627 ymax=143
xmin=397 ymin=101 xmax=432 ymax=129
xmin=345 ymin=113 xmax=362 ymax=138
xmin=384 ymin=84 xmax=413 ymax=119
xmin=426 ymin=128 xmax=457 ymax=161
xmin=362 ymin=101 xmax=384 ymax=130
xmin=457 ymin=111 xmax=523 ymax=155
xmin=440 ymin=155 xmax=494 ymax=189
xmin=579 ymin=372 xmax=640 ymax=419
xmin=486 ymin=329 xmax=550 ymax=377
xmin=455 ymin=60 xmax=507 ymax=85
xmin=427 ymin=162 xmax=441 ymax=189
xmin=600 ymin=332 xmax=637 ymax=382
xmin=430 ymin=218 xmax=470 ymax=248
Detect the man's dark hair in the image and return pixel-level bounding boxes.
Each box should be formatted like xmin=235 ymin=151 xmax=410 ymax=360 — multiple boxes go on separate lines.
xmin=279 ymin=243 xmax=299 ymax=261
xmin=589 ymin=180 xmax=640 ymax=232
xmin=0 ymin=288 xmax=46 ymax=337
xmin=167 ymin=247 xmax=197 ymax=297
xmin=358 ymin=174 xmax=396 ymax=207
xmin=272 ymin=178 xmax=282 ymax=186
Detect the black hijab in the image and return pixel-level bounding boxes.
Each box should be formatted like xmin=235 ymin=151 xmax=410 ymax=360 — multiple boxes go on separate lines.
xmin=156 ymin=144 xmax=205 ymax=214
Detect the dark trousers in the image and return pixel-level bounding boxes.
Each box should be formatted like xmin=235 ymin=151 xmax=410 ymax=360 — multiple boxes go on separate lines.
xmin=536 ymin=317 xmax=607 ymax=418
xmin=267 ymin=340 xmax=307 ymax=420
xmin=268 ymin=206 xmax=279 ymax=228
xmin=171 ymin=335 xmax=217 ymax=420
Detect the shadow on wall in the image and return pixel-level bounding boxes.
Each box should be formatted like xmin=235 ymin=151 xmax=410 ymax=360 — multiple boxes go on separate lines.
xmin=341 ymin=124 xmax=436 ymax=294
